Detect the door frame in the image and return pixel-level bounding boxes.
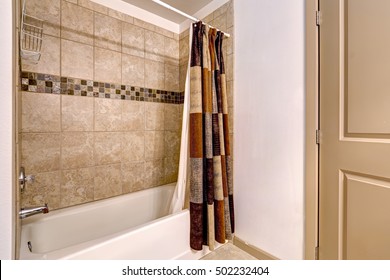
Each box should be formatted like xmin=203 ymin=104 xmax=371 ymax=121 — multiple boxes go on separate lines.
xmin=305 ymin=0 xmax=320 ymax=260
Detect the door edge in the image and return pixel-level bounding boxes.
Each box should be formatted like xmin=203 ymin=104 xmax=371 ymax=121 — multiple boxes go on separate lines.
xmin=305 ymin=0 xmax=320 ymax=260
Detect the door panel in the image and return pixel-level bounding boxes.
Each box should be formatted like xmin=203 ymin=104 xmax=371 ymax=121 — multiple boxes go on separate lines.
xmin=320 ymin=0 xmax=390 ymax=259
xmin=346 ymin=0 xmax=390 ymax=135
xmin=343 ymin=172 xmax=390 ymax=259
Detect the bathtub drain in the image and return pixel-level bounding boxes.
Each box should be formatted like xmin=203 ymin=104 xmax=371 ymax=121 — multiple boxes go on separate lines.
xmin=27 ymin=241 xmax=32 ymax=252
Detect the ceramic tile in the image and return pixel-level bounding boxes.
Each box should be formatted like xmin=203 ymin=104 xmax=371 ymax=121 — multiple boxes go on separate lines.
xmin=227 ymin=80 xmax=234 ymax=108
xmin=122 ymin=54 xmax=144 ymax=87
xmin=121 ymin=131 xmax=145 ymax=162
xmin=144 ymin=159 xmax=165 ymax=188
xmin=178 ymin=103 xmax=184 ymax=116
xmin=95 ymin=14 xmax=122 ymax=52
xmin=14 ymin=86 xmax=22 ymax=135
xmin=179 ymin=36 xmax=189 ymax=65
xmin=179 ymin=28 xmax=189 ymax=40
xmin=61 ymin=1 xmax=94 ymax=45
xmin=18 ymin=0 xmax=191 ymax=210
xmin=22 ymin=92 xmax=60 ymax=132
xmin=145 ymin=59 xmax=164 ymax=90
xmin=228 ymin=106 xmax=234 ymax=133
xmin=108 ymin=8 xmax=133 ymax=23
xmin=226 ymin=27 xmax=234 ymax=55
xmin=133 ymin=18 xmax=156 ymax=32
xmin=94 ymin=164 xmax=122 ymax=200
xmin=145 ymin=102 xmax=164 ymax=130
xmin=122 ymin=162 xmax=145 ymax=193
xmin=94 ymin=98 xmax=122 ymax=131
xmin=227 ymin=1 xmax=234 ymax=28
xmin=60 ymin=167 xmax=94 ymax=207
xmin=122 ymin=101 xmax=145 ymax=131
xmin=213 ymin=2 xmax=229 ymax=19
xmin=25 ymin=0 xmax=61 ymax=37
xmin=21 ymin=133 xmax=61 ymax=173
xmin=211 ymin=14 xmax=227 ymax=34
xmin=145 ymin=131 xmax=165 ymax=160
xmin=61 ymin=39 xmax=94 ymax=80
xmin=226 ymin=54 xmax=233 ymax=82
xmin=21 ymin=171 xmax=61 ymax=210
xmin=122 ymin=22 xmax=144 ymax=58
xmin=61 ymin=132 xmax=94 ymax=169
xmin=22 ymin=70 xmax=183 ymax=104
xmin=229 ymin=133 xmax=234 ymax=157
xmin=62 ymin=95 xmax=94 ymax=131
xmin=164 ymin=156 xmax=178 ymax=184
xmin=164 ymin=37 xmax=179 ymax=65
xmin=164 ymin=104 xmax=181 ymax=131
xmin=78 ymin=0 xmax=108 ymax=14
xmin=179 ymin=63 xmax=188 ymax=92
xmin=165 ymin=64 xmax=179 ymax=92
xmin=145 ymin=30 xmax=164 ymax=62
xmin=155 ymin=26 xmax=174 ymax=39
xmin=164 ymin=131 xmax=180 ymax=160
xmin=22 ymin=34 xmax=60 ymax=76
xmin=202 ymin=13 xmax=214 ymax=23
xmin=94 ymin=47 xmax=122 ymax=84
xmin=94 ymin=132 xmax=122 ymax=165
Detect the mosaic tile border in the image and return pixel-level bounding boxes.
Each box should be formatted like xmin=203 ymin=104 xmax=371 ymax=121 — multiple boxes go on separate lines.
xmin=21 ymin=71 xmax=184 ymax=104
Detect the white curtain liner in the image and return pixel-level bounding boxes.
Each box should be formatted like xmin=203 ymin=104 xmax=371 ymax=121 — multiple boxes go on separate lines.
xmin=169 ymin=25 xmax=193 ymax=214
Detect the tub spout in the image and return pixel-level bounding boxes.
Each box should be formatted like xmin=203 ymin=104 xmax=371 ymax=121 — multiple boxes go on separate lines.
xmin=19 ymin=203 xmax=49 ymax=219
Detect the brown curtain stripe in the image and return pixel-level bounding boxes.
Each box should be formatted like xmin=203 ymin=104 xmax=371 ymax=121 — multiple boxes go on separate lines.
xmin=189 ymin=21 xmax=234 ymax=251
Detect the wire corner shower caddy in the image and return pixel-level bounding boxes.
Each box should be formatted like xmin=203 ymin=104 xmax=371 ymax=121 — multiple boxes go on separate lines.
xmin=20 ymin=0 xmax=44 ymax=64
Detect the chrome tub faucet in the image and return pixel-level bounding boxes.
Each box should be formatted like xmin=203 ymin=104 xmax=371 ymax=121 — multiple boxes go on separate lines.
xmin=19 ymin=203 xmax=49 ymax=219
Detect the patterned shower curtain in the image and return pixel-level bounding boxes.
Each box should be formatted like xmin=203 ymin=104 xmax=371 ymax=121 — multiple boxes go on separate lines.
xmin=189 ymin=21 xmax=234 ymax=251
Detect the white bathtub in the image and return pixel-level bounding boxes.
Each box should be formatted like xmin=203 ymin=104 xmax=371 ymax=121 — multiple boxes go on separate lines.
xmin=19 ymin=183 xmax=212 ymax=260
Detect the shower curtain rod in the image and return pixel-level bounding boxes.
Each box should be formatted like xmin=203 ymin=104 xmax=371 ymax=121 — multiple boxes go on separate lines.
xmin=152 ymin=0 xmax=231 ymax=38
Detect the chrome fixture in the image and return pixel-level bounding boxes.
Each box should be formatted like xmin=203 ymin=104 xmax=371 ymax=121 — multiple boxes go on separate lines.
xmin=19 ymin=203 xmax=49 ymax=219
xmin=19 ymin=166 xmax=35 ymax=193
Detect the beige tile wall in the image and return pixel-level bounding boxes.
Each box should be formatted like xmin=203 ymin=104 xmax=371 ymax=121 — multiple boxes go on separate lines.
xmin=23 ymin=0 xmax=180 ymax=91
xmin=20 ymin=0 xmax=183 ymax=210
xmin=19 ymin=0 xmax=233 ymax=211
xmin=21 ymin=92 xmax=182 ymax=210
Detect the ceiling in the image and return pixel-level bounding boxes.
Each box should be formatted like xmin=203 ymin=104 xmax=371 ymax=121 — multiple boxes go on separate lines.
xmin=122 ymin=0 xmax=215 ymax=24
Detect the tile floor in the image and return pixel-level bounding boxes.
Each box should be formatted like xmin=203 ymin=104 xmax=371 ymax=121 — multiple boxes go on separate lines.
xmin=200 ymin=243 xmax=258 ymax=260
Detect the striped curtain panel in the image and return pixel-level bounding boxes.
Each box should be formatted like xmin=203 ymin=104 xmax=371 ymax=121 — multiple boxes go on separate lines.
xmin=189 ymin=21 xmax=234 ymax=251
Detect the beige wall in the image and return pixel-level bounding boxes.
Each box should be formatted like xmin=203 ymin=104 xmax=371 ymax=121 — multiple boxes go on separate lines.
xmin=234 ymin=0 xmax=305 ymax=259
xmin=20 ymin=0 xmax=182 ymax=210
xmin=19 ymin=0 xmax=234 ymax=211
xmin=22 ymin=0 xmax=180 ymax=90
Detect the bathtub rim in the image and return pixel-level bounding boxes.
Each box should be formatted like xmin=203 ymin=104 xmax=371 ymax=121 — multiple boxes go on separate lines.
xmin=19 ymin=209 xmax=191 ymax=260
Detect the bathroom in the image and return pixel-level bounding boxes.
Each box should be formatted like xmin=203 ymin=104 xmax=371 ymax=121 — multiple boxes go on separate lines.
xmin=1 ymin=0 xmax=307 ymax=260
